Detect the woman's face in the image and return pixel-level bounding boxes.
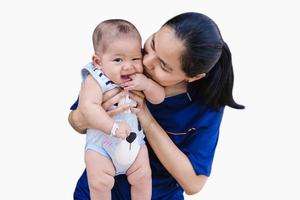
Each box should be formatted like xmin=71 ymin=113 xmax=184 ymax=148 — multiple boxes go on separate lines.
xmin=143 ymin=26 xmax=188 ymax=87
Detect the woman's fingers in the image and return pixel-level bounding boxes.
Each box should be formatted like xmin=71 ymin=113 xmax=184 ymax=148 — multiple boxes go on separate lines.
xmin=102 ymin=89 xmax=125 ymax=111
xmin=129 ymin=91 xmax=145 ymax=107
xmin=102 ymin=88 xmax=145 ymax=116
xmin=102 ymin=88 xmax=122 ymax=102
xmin=130 ymin=107 xmax=140 ymax=114
xmin=107 ymin=103 xmax=130 ymax=117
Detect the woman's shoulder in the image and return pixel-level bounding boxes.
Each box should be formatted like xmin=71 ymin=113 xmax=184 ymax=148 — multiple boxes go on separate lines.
xmin=147 ymin=92 xmax=224 ymax=134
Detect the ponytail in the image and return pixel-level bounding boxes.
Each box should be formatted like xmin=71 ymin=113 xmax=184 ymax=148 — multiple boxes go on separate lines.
xmin=189 ymin=42 xmax=245 ymax=110
xmin=165 ymin=12 xmax=244 ymax=110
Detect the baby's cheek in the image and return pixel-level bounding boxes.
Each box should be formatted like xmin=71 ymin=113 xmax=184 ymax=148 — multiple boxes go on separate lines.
xmin=137 ymin=64 xmax=143 ymax=73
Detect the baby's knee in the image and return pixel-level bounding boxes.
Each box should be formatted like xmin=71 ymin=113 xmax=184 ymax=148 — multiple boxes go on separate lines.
xmin=127 ymin=166 xmax=151 ymax=186
xmin=88 ymin=173 xmax=115 ymax=192
xmin=141 ymin=167 xmax=152 ymax=181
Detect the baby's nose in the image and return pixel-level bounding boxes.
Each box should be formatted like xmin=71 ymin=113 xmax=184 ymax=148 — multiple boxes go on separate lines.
xmin=122 ymin=62 xmax=134 ymax=71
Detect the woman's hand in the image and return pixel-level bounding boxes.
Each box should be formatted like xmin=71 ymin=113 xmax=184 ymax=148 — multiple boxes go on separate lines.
xmin=68 ymin=88 xmax=143 ymax=134
xmin=102 ymin=88 xmax=131 ymax=117
xmin=129 ymin=90 xmax=154 ymax=130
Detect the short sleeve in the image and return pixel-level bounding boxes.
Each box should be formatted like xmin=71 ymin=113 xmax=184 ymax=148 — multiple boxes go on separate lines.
xmin=181 ymin=109 xmax=223 ymax=177
xmin=70 ymin=97 xmax=79 ymax=110
xmin=81 ymin=62 xmax=118 ymax=93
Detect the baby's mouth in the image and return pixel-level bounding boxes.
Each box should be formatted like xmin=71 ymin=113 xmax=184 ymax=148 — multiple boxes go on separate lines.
xmin=121 ymin=75 xmax=132 ymax=81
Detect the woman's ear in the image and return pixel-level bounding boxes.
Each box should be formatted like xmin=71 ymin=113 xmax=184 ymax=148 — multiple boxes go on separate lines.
xmin=92 ymin=54 xmax=101 ymax=68
xmin=187 ymin=73 xmax=206 ymax=83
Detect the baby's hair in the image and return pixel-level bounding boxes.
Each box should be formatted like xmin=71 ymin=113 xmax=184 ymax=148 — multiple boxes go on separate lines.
xmin=92 ymin=19 xmax=141 ymax=54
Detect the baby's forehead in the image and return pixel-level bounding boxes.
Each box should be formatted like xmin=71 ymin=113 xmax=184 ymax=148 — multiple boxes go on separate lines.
xmin=99 ymin=33 xmax=141 ymax=52
xmin=101 ymin=22 xmax=141 ymax=40
xmin=104 ymin=31 xmax=140 ymax=42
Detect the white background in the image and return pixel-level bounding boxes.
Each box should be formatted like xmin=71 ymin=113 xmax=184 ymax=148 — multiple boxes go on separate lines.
xmin=0 ymin=0 xmax=299 ymax=199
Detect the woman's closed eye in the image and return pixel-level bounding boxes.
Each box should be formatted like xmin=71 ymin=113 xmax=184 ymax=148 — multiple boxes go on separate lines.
xmin=160 ymin=62 xmax=170 ymax=72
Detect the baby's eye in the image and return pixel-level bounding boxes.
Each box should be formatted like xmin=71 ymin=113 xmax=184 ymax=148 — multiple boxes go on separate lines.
xmin=113 ymin=58 xmax=123 ymax=62
xmin=132 ymin=58 xmax=142 ymax=61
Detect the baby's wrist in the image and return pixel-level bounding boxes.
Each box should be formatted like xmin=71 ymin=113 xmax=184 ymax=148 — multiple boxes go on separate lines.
xmin=142 ymin=77 xmax=151 ymax=92
xmin=110 ymin=122 xmax=119 ymax=137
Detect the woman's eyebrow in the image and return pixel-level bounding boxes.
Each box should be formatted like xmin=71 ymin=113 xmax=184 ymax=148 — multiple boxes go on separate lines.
xmin=151 ymin=35 xmax=156 ymax=50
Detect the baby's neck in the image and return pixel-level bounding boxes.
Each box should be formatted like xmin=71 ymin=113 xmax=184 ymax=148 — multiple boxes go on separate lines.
xmin=164 ymin=81 xmax=187 ymax=97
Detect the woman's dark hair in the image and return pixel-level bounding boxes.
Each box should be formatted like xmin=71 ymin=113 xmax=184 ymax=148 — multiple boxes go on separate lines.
xmin=164 ymin=12 xmax=244 ymax=110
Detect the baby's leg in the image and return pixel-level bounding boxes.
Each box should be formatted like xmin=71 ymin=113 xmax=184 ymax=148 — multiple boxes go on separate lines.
xmin=85 ymin=150 xmax=115 ymax=200
xmin=126 ymin=145 xmax=152 ymax=200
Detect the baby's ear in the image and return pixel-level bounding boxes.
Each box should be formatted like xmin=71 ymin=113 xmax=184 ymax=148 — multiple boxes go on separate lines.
xmin=92 ymin=54 xmax=101 ymax=68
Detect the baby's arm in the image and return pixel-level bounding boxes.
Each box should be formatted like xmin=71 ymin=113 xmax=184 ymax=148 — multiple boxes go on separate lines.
xmin=142 ymin=77 xmax=165 ymax=104
xmin=121 ymin=73 xmax=165 ymax=104
xmin=79 ymin=75 xmax=129 ymax=139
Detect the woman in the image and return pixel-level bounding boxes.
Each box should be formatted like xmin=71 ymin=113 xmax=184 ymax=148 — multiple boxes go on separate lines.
xmin=69 ymin=12 xmax=244 ymax=199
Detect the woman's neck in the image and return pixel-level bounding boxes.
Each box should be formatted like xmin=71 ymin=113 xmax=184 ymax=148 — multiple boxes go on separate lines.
xmin=164 ymin=81 xmax=187 ymax=97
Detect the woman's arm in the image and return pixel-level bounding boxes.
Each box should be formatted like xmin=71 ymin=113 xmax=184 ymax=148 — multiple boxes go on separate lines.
xmin=68 ymin=109 xmax=88 ymax=134
xmin=130 ymin=91 xmax=207 ymax=195
xmin=68 ymin=87 xmax=131 ymax=134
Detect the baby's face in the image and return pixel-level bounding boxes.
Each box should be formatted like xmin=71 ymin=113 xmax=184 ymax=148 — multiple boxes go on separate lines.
xmin=99 ymin=38 xmax=143 ymax=84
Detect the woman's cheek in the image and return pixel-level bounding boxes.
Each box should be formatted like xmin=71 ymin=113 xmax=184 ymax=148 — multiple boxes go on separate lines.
xmin=154 ymin=74 xmax=167 ymax=86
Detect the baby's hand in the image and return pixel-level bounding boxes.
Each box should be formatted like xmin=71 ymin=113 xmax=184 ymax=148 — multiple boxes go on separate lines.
xmin=121 ymin=74 xmax=149 ymax=91
xmin=115 ymin=121 xmax=130 ymax=139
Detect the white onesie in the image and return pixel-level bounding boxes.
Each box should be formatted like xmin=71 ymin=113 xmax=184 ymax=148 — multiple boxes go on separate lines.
xmin=82 ymin=62 xmax=145 ymax=175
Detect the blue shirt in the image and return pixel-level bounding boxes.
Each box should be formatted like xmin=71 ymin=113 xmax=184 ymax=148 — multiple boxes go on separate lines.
xmin=71 ymin=91 xmax=224 ymax=200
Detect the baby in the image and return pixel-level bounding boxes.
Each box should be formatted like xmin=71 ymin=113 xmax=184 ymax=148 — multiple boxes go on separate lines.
xmin=78 ymin=19 xmax=165 ymax=200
